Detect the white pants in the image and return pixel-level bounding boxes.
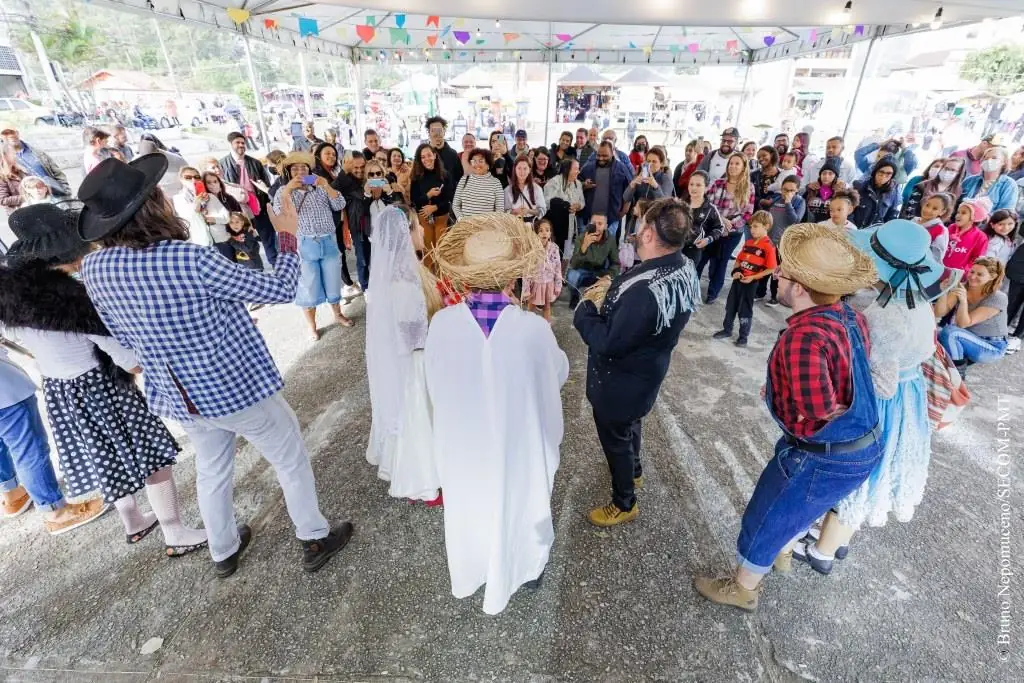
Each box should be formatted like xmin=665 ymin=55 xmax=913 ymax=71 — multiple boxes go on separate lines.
xmin=182 ymin=393 xmax=329 ymax=561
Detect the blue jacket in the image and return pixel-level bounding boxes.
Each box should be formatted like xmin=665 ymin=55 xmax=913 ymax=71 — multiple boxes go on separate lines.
xmin=580 ymin=157 xmax=633 ymax=223
xmin=851 ymin=177 xmax=900 ymax=228
xmin=961 ymin=174 xmax=1020 ymax=213
xmin=854 ymin=142 xmax=918 ymax=186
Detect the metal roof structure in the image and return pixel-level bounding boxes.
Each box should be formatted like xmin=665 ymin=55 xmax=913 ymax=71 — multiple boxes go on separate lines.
xmin=91 ymin=1 xmax=1024 ymax=65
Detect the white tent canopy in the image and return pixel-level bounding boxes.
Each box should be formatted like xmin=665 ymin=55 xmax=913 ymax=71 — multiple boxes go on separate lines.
xmin=92 ymin=1 xmax=1024 ymax=64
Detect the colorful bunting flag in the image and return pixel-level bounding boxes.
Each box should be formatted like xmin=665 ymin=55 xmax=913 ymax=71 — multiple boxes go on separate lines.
xmin=807 ymin=29 xmax=818 ymax=43
xmin=830 ymin=27 xmax=843 ymax=40
xmin=426 ymin=15 xmax=440 ymax=28
xmin=453 ymin=30 xmax=471 ymax=44
xmin=642 ymin=46 xmax=652 ymax=56
xmin=555 ymin=33 xmax=572 ymax=42
xmin=628 ymin=41 xmax=637 ymax=49
xmin=688 ymin=42 xmax=699 ymax=53
xmin=854 ymin=24 xmax=865 ymax=36
xmin=454 ymin=18 xmax=465 ymax=28
xmin=669 ymin=44 xmax=680 ymax=53
xmin=475 ymin=39 xmax=485 ymax=45
xmin=440 ymin=25 xmax=451 ymax=38
xmin=503 ymin=33 xmax=519 ymax=43
xmin=225 ymin=7 xmax=250 ymax=24
xmin=763 ymin=35 xmax=775 ymax=46
xmin=725 ymin=39 xmax=738 ymax=54
xmin=356 ymin=24 xmax=375 ymax=42
xmin=426 ymin=35 xmax=438 ymax=47
xmin=395 ymin=14 xmax=406 ymax=28
xmin=298 ymin=17 xmax=319 ymax=37
xmin=389 ymin=27 xmax=411 ymax=45
xmin=366 ymin=16 xmax=376 ymax=27
xmin=336 ymin=27 xmax=347 ymax=38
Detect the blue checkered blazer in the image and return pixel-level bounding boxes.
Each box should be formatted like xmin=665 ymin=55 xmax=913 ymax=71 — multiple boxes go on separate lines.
xmin=82 ymin=241 xmax=299 ymax=421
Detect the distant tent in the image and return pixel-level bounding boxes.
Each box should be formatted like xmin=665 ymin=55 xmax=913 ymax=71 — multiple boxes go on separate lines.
xmin=615 ymin=66 xmax=669 ymax=86
xmin=558 ymin=65 xmax=611 ymax=87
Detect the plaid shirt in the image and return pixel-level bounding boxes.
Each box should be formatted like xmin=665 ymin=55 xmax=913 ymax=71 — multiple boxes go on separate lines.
xmin=274 ymin=186 xmax=346 ymax=238
xmin=466 ymin=291 xmax=511 ymax=337
xmin=82 ymin=233 xmax=299 ymax=421
xmin=709 ymin=178 xmax=755 ymax=234
xmin=767 ymin=303 xmax=871 ymax=438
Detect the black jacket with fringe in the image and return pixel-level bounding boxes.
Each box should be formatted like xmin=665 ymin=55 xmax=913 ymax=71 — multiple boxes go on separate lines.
xmin=0 ymin=263 xmax=135 ymax=389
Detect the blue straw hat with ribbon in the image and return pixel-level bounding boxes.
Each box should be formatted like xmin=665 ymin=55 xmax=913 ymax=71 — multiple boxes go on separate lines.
xmin=847 ymin=219 xmax=949 ymax=308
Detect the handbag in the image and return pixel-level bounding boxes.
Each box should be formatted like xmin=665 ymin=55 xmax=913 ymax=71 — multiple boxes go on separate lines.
xmin=921 ymin=336 xmax=971 ymax=431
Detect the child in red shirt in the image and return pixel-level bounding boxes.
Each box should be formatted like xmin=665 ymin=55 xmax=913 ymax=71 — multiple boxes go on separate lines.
xmin=713 ymin=211 xmax=778 ymax=346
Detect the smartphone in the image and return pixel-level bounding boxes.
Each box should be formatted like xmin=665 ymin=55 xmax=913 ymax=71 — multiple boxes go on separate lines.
xmin=585 ymin=223 xmax=598 ymax=234
xmin=193 ymin=180 xmax=206 ymax=195
xmin=367 ymin=177 xmax=387 ymax=189
xmin=301 ymin=174 xmax=317 ymax=186
xmin=641 ymin=163 xmax=650 ymax=178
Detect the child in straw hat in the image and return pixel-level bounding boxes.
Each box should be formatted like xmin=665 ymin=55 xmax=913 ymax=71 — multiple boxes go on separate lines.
xmin=695 ymin=223 xmax=883 ymax=612
xmin=424 ymin=212 xmax=569 ymax=615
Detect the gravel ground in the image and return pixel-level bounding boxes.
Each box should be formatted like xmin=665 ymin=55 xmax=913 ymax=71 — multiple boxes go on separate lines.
xmin=1 ymin=272 xmax=1022 ymax=682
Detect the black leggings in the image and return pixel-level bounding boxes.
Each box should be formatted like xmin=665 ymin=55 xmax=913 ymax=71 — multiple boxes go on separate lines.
xmin=1008 ymin=281 xmax=1024 ymax=338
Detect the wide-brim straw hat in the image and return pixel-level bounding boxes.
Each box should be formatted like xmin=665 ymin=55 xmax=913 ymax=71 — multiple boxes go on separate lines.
xmin=280 ymin=151 xmax=314 ymax=174
xmin=432 ymin=212 xmax=544 ymax=292
xmin=777 ymin=223 xmax=878 ymax=296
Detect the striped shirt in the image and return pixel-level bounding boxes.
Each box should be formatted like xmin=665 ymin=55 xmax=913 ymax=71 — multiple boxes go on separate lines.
xmin=452 ymin=172 xmax=505 ymax=219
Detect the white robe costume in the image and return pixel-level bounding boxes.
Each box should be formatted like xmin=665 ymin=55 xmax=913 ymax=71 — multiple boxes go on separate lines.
xmin=365 ymin=207 xmax=440 ymax=500
xmin=425 ymin=303 xmax=569 ymax=615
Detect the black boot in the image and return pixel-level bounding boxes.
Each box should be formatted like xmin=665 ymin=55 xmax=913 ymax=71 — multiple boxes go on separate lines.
xmin=736 ymin=318 xmax=752 ymax=346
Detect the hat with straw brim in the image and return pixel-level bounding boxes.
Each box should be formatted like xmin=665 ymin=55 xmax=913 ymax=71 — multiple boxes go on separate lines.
xmin=777 ymin=223 xmax=878 ymax=296
xmin=431 ymin=212 xmax=544 ymax=293
xmin=280 ymin=151 xmax=314 ymax=175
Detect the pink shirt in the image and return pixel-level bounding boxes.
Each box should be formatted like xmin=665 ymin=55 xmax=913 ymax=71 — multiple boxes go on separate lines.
xmin=943 ymin=224 xmax=989 ymax=273
xmin=523 ymin=242 xmax=563 ymax=296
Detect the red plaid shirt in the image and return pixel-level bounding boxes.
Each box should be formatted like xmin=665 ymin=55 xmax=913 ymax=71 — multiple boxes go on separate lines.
xmin=767 ymin=303 xmax=870 ymax=438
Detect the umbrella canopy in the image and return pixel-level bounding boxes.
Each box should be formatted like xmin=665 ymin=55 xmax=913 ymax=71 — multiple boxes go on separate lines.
xmin=558 ymin=65 xmax=611 ymax=87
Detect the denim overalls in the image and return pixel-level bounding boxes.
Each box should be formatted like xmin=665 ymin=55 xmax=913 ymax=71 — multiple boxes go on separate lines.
xmin=736 ymin=303 xmax=883 ymax=574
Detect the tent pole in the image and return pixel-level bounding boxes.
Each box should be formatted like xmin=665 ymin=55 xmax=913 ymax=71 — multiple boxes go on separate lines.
xmin=354 ymin=59 xmax=366 ymax=138
xmin=153 ymin=19 xmax=182 ymax=99
xmin=842 ymin=36 xmax=877 ymax=141
xmin=299 ymin=52 xmax=313 ymax=120
xmin=543 ymin=56 xmax=553 ymax=145
xmin=242 ymin=34 xmax=268 ymax=153
xmin=734 ymin=56 xmax=752 ymax=130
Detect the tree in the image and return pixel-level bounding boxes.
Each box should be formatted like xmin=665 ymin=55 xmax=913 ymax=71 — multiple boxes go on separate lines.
xmin=960 ymin=44 xmax=1024 ymax=97
xmin=234 ymin=83 xmax=256 ymax=111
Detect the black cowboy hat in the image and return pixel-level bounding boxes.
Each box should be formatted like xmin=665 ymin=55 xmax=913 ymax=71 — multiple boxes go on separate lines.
xmin=5 ymin=202 xmax=91 ymax=267
xmin=77 ymin=153 xmax=168 ymax=241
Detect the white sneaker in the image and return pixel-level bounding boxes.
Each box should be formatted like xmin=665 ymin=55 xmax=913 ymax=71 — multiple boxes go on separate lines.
xmin=342 ymin=284 xmax=362 ymax=299
xmin=1007 ymin=337 xmax=1021 ymax=354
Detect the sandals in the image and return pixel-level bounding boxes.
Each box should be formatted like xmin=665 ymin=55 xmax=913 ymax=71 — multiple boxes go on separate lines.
xmin=335 ymin=317 xmax=355 ymax=328
xmin=126 ymin=519 xmax=160 ymax=545
xmin=166 ymin=540 xmax=209 ymax=558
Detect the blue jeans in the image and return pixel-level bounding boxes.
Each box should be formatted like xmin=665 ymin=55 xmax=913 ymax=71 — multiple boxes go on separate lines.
xmin=938 ymin=325 xmax=1008 ymax=364
xmin=295 ymin=234 xmax=343 ymax=308
xmin=736 ymin=437 xmax=881 ymax=574
xmin=566 ymin=268 xmax=600 ymax=306
xmin=352 ymin=232 xmax=372 ymax=291
xmin=606 ymin=219 xmax=621 ymax=240
xmin=0 ymin=396 xmax=65 ymax=510
xmin=698 ymin=231 xmax=743 ymax=301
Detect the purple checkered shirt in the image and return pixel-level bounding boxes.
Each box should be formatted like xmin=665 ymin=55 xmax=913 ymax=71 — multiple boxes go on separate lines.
xmin=466 ymin=291 xmax=511 ymax=337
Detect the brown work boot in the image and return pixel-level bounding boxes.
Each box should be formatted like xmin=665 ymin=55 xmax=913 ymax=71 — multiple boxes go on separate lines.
xmin=693 ymin=575 xmax=761 ymax=612
xmin=44 ymin=498 xmax=108 ymax=536
xmin=773 ymin=550 xmax=793 ymax=573
xmin=633 ymin=476 xmax=644 ymax=490
xmin=2 ymin=486 xmax=32 ymax=519
xmin=587 ymin=502 xmax=639 ymax=527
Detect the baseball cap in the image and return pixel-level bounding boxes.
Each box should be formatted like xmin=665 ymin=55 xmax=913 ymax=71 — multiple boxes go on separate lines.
xmin=982 ymin=133 xmax=1003 ymax=145
xmin=721 ymin=127 xmax=740 ymax=139
xmin=515 ymin=129 xmax=527 ymax=139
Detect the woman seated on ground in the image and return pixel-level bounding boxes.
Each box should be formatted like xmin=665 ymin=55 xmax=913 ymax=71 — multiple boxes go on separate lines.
xmin=365 ymin=204 xmax=443 ymax=505
xmin=934 ymin=256 xmax=1009 ymax=377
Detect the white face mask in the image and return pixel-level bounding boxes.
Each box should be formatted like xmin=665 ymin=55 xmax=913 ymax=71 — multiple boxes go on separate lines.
xmin=927 ymin=167 xmax=940 ymax=180
xmin=938 ymin=170 xmax=957 ymax=183
xmin=982 ymin=159 xmax=1002 ymax=174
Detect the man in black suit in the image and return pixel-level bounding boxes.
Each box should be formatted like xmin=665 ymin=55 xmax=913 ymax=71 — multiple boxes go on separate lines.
xmin=219 ymin=132 xmax=278 ymax=266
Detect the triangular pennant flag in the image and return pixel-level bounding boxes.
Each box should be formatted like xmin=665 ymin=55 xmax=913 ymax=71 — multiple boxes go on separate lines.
xmin=426 ymin=35 xmax=438 ymax=47
xmin=426 ymin=15 xmax=439 ymax=28
xmin=298 ymin=17 xmax=319 ymax=37
xmin=366 ymin=16 xmax=376 ymax=27
xmin=642 ymin=46 xmax=652 ymax=56
xmin=440 ymin=25 xmax=451 ymax=38
xmin=390 ymin=27 xmax=411 ymax=45
xmin=503 ymin=33 xmax=519 ymax=44
xmin=264 ymin=18 xmax=278 ymax=30
xmin=226 ymin=7 xmax=250 ymax=24
xmin=763 ymin=35 xmax=775 ymax=46
xmin=669 ymin=44 xmax=680 ymax=53
xmin=628 ymin=41 xmax=637 ymax=49
xmin=555 ymin=33 xmax=572 ymax=42
xmin=336 ymin=27 xmax=347 ymax=38
xmin=807 ymin=29 xmax=817 ymax=43
xmin=725 ymin=39 xmax=738 ymax=54
xmin=475 ymin=39 xmax=485 ymax=45
xmin=830 ymin=27 xmax=843 ymax=40
xmin=512 ymin=51 xmax=521 ymax=59
xmin=395 ymin=14 xmax=406 ymax=28
xmin=854 ymin=24 xmax=865 ymax=36
xmin=459 ymin=51 xmax=467 ymax=57
xmin=356 ymin=24 xmax=375 ymax=42
xmin=454 ymin=18 xmax=465 ymax=28
xmin=845 ymin=24 xmax=856 ymax=35
xmin=453 ymin=30 xmax=471 ymax=45
xmin=688 ymin=42 xmax=700 ymax=53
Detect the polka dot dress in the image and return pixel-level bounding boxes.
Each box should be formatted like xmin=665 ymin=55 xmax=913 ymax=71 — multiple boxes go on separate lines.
xmin=43 ymin=367 xmax=180 ymax=504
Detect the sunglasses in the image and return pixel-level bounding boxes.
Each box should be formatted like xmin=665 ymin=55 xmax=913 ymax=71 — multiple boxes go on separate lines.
xmin=367 ymin=171 xmax=384 ymax=177
xmin=182 ymin=174 xmax=200 ymax=181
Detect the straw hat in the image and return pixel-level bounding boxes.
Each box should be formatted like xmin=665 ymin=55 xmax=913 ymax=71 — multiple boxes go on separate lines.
xmin=280 ymin=151 xmax=314 ymax=175
xmin=777 ymin=223 xmax=878 ymax=296
xmin=432 ymin=212 xmax=543 ymax=292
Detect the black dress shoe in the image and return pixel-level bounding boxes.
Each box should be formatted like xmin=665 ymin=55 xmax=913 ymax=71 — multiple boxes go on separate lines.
xmin=302 ymin=522 xmax=354 ymax=573
xmin=213 ymin=524 xmax=252 ymax=578
xmin=524 ymin=569 xmax=545 ymax=590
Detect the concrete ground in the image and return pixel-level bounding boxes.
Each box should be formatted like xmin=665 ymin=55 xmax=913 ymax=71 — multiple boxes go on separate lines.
xmin=1 ymin=273 xmax=1022 ymax=683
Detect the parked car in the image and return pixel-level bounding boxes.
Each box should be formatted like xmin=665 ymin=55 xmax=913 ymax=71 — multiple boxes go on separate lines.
xmin=0 ymin=98 xmax=59 ymax=127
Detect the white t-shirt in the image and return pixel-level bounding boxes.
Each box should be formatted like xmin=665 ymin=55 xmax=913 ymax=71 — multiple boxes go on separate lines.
xmin=708 ymin=152 xmax=729 ymax=180
xmin=6 ymin=328 xmax=138 ymax=381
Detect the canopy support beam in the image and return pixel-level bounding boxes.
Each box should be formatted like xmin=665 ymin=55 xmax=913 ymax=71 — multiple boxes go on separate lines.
xmin=543 ymin=56 xmax=553 ymax=145
xmin=242 ymin=33 xmax=269 ymax=153
xmin=299 ymin=52 xmax=312 ymax=120
xmin=842 ymin=36 xmax=877 ymax=141
xmin=153 ymin=18 xmax=181 ymax=99
xmin=734 ymin=56 xmax=752 ymax=130
xmin=354 ymin=59 xmax=366 ymax=140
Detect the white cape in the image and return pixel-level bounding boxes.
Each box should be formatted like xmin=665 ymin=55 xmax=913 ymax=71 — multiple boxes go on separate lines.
xmin=425 ymin=303 xmax=569 ymax=615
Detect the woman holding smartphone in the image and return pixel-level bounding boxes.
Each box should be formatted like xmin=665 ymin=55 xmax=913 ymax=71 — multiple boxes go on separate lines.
xmin=410 ymin=143 xmax=452 ymax=269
